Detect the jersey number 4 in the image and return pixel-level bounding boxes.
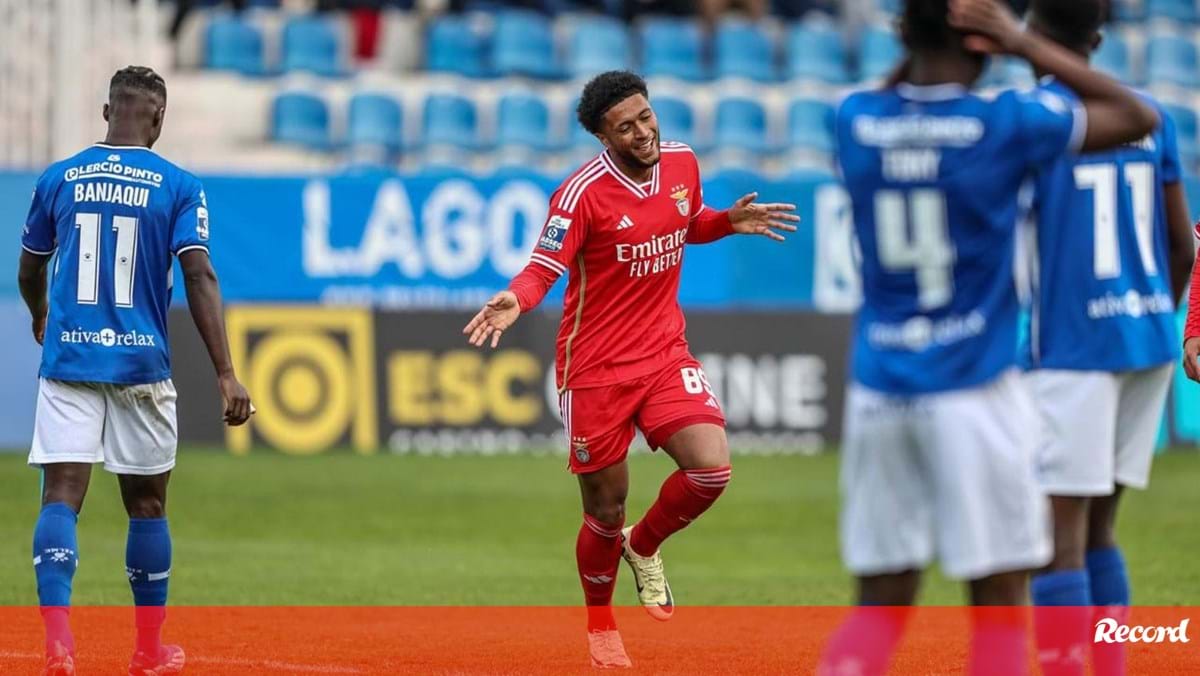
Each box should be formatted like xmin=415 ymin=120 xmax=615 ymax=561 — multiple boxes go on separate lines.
xmin=75 ymin=212 xmax=139 ymax=307
xmin=1075 ymin=162 xmax=1157 ymax=279
xmin=875 ymin=189 xmax=955 ymax=310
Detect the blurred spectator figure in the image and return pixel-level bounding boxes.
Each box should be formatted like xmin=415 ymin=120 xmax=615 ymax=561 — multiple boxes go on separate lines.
xmin=170 ymin=0 xmax=247 ymax=40
xmin=772 ymin=0 xmax=836 ymax=19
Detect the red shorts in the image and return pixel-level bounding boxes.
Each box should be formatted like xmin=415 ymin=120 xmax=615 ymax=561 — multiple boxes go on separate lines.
xmin=558 ymin=355 xmax=726 ymax=474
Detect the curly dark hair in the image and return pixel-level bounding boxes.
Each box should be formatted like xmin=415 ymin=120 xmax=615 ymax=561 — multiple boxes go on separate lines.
xmin=901 ymin=0 xmax=957 ymax=51
xmin=576 ymin=71 xmax=648 ymax=134
xmin=109 ymin=65 xmax=167 ymax=102
xmin=1030 ymin=0 xmax=1109 ymax=51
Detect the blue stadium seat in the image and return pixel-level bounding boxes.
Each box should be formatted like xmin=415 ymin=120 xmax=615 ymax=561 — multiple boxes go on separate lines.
xmin=859 ymin=24 xmax=902 ymax=82
xmin=786 ymin=21 xmax=849 ymax=84
xmin=1163 ymin=102 xmax=1199 ymax=165
xmin=205 ymin=15 xmax=265 ymax=75
xmin=787 ymin=99 xmax=834 ymax=153
xmin=1146 ymin=33 xmax=1199 ymax=88
xmin=1147 ymin=0 xmax=1198 ymax=22
xmin=281 ymin=15 xmax=342 ymax=77
xmin=566 ymin=16 xmax=632 ymax=78
xmin=347 ymin=93 xmax=403 ymax=153
xmin=492 ymin=10 xmax=559 ymax=79
xmin=496 ymin=93 xmax=552 ymax=150
xmin=714 ymin=97 xmax=768 ymax=153
xmin=569 ymin=99 xmax=602 ymax=153
xmin=1112 ymin=0 xmax=1146 ymax=21
xmin=715 ymin=20 xmax=776 ymax=82
xmin=272 ymin=91 xmax=330 ymax=149
xmin=427 ymin=15 xmax=489 ymax=78
xmin=423 ymin=94 xmax=478 ymax=149
xmin=651 ymin=96 xmax=700 ymax=150
xmin=640 ymin=18 xmax=707 ymax=81
xmin=1094 ymin=33 xmax=1132 ymax=83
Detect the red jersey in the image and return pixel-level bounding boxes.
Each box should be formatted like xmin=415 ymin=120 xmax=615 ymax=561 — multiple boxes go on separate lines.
xmin=509 ymin=142 xmax=733 ymax=390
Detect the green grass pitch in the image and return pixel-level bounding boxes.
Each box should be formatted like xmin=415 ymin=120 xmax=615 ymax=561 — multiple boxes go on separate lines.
xmin=0 ymin=449 xmax=1197 ymax=605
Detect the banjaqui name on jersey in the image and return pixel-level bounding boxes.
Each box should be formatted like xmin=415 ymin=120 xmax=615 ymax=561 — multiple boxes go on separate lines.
xmin=1023 ymin=79 xmax=1181 ymax=372
xmin=21 ymin=144 xmax=209 ymax=385
xmin=836 ymin=82 xmax=1083 ymax=395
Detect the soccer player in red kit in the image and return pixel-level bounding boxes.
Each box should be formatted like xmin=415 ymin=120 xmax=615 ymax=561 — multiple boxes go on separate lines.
xmin=463 ymin=71 xmax=798 ymax=668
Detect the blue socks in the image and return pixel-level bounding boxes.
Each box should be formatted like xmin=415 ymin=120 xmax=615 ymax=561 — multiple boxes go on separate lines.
xmin=33 ymin=502 xmax=79 ymax=607
xmin=33 ymin=502 xmax=79 ymax=653
xmin=1087 ymin=546 xmax=1130 ymax=606
xmin=1032 ymin=569 xmax=1092 ymax=676
xmin=1032 ymin=568 xmax=1092 ymax=606
xmin=127 ymin=518 xmax=172 ymax=654
xmin=1087 ymin=546 xmax=1130 ymax=676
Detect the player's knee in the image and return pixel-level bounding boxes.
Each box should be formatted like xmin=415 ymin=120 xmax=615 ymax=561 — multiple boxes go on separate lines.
xmin=124 ymin=494 xmax=166 ymax=519
xmin=586 ymin=500 xmax=626 ymax=527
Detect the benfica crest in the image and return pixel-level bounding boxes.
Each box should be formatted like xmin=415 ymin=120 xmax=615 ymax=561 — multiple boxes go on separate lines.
xmin=670 ymin=185 xmax=689 ymax=217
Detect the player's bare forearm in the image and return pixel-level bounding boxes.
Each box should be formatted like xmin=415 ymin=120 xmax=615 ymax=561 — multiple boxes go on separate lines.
xmin=180 ymin=250 xmax=235 ymax=377
xmin=950 ymin=0 xmax=1158 ymax=150
xmin=17 ymin=250 xmax=50 ymax=320
xmin=1017 ymin=32 xmax=1156 ymax=151
xmin=1164 ymin=182 xmax=1193 ymax=302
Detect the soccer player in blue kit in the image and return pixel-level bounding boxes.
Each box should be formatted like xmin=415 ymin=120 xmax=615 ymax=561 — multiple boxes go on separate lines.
xmin=17 ymin=66 xmax=253 ymax=676
xmin=819 ymin=0 xmax=1158 ymax=673
xmin=1020 ymin=2 xmax=1194 ymax=674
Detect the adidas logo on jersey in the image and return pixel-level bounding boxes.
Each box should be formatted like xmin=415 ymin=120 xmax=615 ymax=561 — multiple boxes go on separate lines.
xmin=617 ymin=215 xmax=634 ymax=230
xmin=704 ymin=396 xmax=720 ymax=410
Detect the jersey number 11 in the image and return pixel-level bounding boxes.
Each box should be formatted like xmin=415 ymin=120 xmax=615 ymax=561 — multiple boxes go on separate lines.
xmin=75 ymin=212 xmax=139 ymax=308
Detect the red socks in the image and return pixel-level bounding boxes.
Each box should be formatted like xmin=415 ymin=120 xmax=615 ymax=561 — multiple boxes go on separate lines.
xmin=576 ymin=513 xmax=623 ymax=632
xmin=41 ymin=607 xmax=73 ymax=654
xmin=629 ymin=466 xmax=732 ymax=557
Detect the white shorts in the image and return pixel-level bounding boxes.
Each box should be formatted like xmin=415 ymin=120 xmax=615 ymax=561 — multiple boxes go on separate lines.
xmin=840 ymin=370 xmax=1051 ymax=580
xmin=1026 ymin=364 xmax=1172 ymax=496
xmin=29 ymin=378 xmax=178 ymax=476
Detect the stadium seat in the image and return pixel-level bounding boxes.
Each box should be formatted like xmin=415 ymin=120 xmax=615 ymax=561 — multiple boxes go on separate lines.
xmin=1147 ymin=0 xmax=1198 ymax=22
xmin=1146 ymin=33 xmax=1199 ymax=88
xmin=1112 ymin=0 xmax=1146 ymax=21
xmin=787 ymin=99 xmax=834 ymax=153
xmin=786 ymin=21 xmax=850 ymax=84
xmin=714 ymin=97 xmax=768 ymax=153
xmin=281 ymin=15 xmax=342 ymax=77
xmin=427 ymin=14 xmax=490 ymax=78
xmin=859 ymin=24 xmax=902 ymax=82
xmin=347 ymin=93 xmax=404 ymax=153
xmin=205 ymin=14 xmax=265 ymax=75
xmin=1163 ymin=102 xmax=1200 ymax=165
xmin=1094 ymin=32 xmax=1132 ymax=83
xmin=640 ymin=18 xmax=707 ymax=81
xmin=272 ymin=91 xmax=330 ymax=150
xmin=423 ymin=94 xmax=478 ymax=149
xmin=566 ymin=16 xmax=632 ymax=78
xmin=492 ymin=10 xmax=559 ymax=79
xmin=496 ymin=93 xmax=552 ymax=150
xmin=652 ymin=96 xmax=700 ymax=150
xmin=714 ymin=19 xmax=776 ymax=82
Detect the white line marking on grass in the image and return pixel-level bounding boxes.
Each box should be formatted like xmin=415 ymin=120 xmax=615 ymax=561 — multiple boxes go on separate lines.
xmin=0 ymin=650 xmax=364 ymax=674
xmin=191 ymin=656 xmax=365 ymax=674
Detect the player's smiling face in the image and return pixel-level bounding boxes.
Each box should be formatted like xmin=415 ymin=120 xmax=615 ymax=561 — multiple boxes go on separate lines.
xmin=598 ymin=94 xmax=660 ymax=169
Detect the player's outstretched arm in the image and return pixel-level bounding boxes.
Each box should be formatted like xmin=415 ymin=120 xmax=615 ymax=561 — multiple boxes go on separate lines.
xmin=179 ymin=250 xmax=253 ymax=426
xmin=728 ymin=192 xmax=800 ymax=242
xmin=17 ymin=250 xmax=51 ymax=344
xmin=949 ymin=0 xmax=1158 ymax=151
xmin=1165 ymin=182 xmax=1194 ymax=303
xmin=463 ymin=290 xmax=521 ymax=349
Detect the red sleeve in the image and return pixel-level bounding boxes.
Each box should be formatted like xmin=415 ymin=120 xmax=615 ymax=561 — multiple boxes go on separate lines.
xmin=508 ymin=183 xmax=590 ymax=312
xmin=686 ymin=206 xmax=733 ymax=244
xmin=683 ymin=152 xmax=734 ymax=244
xmin=1186 ymin=247 xmax=1200 ymax=341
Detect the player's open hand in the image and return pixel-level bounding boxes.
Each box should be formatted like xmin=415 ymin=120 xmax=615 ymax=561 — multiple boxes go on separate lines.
xmin=464 ymin=290 xmax=521 ymax=349
xmin=219 ymin=373 xmax=253 ymax=426
xmin=1184 ymin=338 xmax=1200 ymax=383
xmin=728 ymin=193 xmax=800 ymax=242
xmin=949 ymin=0 xmax=1024 ymax=55
xmin=32 ymin=313 xmax=46 ymax=345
